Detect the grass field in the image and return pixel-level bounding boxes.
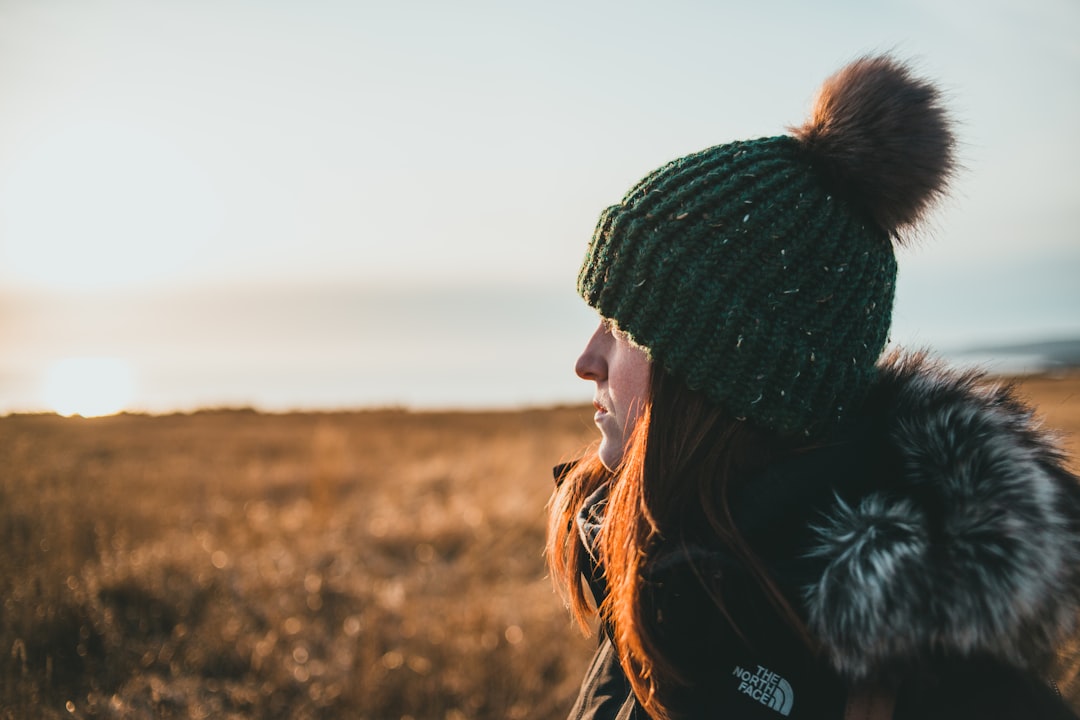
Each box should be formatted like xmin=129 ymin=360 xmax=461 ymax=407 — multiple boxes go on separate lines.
xmin=2 ymin=371 xmax=1079 ymax=719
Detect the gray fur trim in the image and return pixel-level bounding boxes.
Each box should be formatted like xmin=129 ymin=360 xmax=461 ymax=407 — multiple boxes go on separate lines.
xmin=804 ymin=351 xmax=1080 ymax=680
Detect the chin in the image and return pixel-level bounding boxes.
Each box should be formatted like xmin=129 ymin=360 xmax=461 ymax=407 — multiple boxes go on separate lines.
xmin=598 ymin=441 xmax=622 ymax=472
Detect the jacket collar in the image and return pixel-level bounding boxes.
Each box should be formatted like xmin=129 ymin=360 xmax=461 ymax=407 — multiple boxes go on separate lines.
xmin=803 ymin=351 xmax=1080 ymax=680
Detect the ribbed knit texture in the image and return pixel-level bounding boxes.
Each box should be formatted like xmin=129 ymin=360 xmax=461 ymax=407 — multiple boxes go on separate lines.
xmin=577 ymin=135 xmax=897 ymax=436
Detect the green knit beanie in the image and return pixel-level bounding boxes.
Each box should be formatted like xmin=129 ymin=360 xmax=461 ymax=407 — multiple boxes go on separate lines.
xmin=578 ymin=56 xmax=955 ymax=436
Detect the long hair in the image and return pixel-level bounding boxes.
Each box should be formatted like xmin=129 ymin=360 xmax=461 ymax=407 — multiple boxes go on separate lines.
xmin=547 ymin=367 xmax=813 ymax=719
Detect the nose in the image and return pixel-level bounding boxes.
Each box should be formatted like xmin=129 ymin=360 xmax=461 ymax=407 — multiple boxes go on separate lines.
xmin=575 ymin=323 xmax=608 ymax=382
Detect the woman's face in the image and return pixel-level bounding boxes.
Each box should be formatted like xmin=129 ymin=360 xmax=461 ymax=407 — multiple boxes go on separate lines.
xmin=575 ymin=320 xmax=652 ymax=471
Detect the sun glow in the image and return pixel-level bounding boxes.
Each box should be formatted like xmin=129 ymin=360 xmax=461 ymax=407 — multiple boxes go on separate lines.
xmin=42 ymin=357 xmax=135 ymax=417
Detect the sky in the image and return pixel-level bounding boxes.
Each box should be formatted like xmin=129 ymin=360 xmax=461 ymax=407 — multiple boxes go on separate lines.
xmin=0 ymin=0 xmax=1078 ymax=414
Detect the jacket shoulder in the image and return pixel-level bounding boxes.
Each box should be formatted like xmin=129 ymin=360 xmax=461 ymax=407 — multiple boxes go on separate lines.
xmin=805 ymin=350 xmax=1080 ymax=681
xmin=895 ymin=655 xmax=1078 ymax=720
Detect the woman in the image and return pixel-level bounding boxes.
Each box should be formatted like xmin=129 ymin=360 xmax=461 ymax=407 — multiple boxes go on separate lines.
xmin=547 ymin=55 xmax=1080 ymax=720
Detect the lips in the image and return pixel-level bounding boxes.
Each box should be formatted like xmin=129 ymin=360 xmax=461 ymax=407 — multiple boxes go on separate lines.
xmin=593 ymin=399 xmax=608 ymax=414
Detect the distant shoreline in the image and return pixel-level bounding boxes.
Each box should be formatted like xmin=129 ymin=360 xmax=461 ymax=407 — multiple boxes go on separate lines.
xmin=954 ymin=338 xmax=1080 ymax=370
xmin=5 ymin=367 xmax=1080 ymax=420
xmin=950 ymin=338 xmax=1080 ymax=377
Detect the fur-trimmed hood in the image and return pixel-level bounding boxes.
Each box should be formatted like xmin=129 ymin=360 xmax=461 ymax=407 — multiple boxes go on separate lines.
xmin=802 ymin=351 xmax=1080 ymax=681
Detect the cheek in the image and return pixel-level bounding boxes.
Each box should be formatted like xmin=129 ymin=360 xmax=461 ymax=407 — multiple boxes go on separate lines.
xmin=615 ymin=351 xmax=652 ymax=421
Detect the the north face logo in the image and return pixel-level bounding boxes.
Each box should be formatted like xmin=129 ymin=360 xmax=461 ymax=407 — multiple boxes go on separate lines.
xmin=732 ymin=664 xmax=794 ymax=716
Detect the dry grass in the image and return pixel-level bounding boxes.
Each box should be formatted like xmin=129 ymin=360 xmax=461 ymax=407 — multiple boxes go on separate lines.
xmin=1007 ymin=371 xmax=1080 ymax=475
xmin=2 ymin=371 xmax=1078 ymax=719
xmin=0 ymin=406 xmax=599 ymax=719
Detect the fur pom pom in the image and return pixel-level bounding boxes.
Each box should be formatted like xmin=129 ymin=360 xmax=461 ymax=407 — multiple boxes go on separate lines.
xmin=792 ymin=55 xmax=956 ymax=241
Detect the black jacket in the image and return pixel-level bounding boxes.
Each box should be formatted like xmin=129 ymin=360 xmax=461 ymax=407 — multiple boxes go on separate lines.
xmin=563 ymin=353 xmax=1080 ymax=719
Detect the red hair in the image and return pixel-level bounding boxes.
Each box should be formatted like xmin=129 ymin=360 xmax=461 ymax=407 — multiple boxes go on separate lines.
xmin=547 ymin=368 xmax=813 ymax=719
